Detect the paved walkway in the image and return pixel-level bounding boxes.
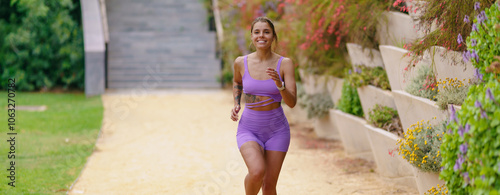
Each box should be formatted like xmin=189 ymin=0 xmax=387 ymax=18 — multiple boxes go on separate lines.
xmin=69 ymin=89 xmax=417 ymax=194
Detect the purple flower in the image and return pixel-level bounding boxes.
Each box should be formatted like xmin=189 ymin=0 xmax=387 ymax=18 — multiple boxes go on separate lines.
xmin=448 ymin=128 xmax=452 ymax=134
xmin=464 ymin=124 xmax=471 ymax=134
xmin=463 ymin=172 xmax=470 ymax=184
xmin=349 ymin=69 xmax=352 ymax=75
xmin=475 ymin=2 xmax=480 ymax=10
xmin=475 ymin=68 xmax=484 ymax=80
xmin=471 ymin=39 xmax=477 ymax=47
xmin=460 ymin=143 xmax=468 ymax=154
xmin=471 ymin=50 xmax=479 ymax=63
xmin=481 ymin=175 xmax=486 ymax=180
xmin=463 ymin=50 xmax=471 ymax=62
xmin=475 ymin=100 xmax=483 ymax=108
xmin=355 ymin=67 xmax=362 ymax=74
xmin=458 ymin=125 xmax=465 ymax=137
xmin=457 ymin=34 xmax=463 ymax=44
xmin=486 ymin=88 xmax=494 ymax=101
xmin=454 ymin=155 xmax=465 ymax=171
xmin=450 ymin=106 xmax=458 ymax=123
xmin=477 ymin=11 xmax=488 ymax=24
xmin=472 ymin=23 xmax=479 ymax=32
xmin=464 ymin=15 xmax=470 ymax=23
xmin=481 ymin=110 xmax=488 ymax=118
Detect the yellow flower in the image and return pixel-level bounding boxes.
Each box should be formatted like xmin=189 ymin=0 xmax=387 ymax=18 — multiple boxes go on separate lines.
xmin=425 ymin=140 xmax=427 ymax=145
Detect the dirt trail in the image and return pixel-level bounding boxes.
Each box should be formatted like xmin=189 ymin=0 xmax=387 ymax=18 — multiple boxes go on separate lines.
xmin=69 ymin=89 xmax=417 ymax=195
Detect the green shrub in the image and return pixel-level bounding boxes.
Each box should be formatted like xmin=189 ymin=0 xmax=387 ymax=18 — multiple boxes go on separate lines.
xmin=405 ymin=65 xmax=438 ymax=100
xmin=298 ymin=91 xmax=334 ymax=119
xmin=337 ymin=80 xmax=363 ymax=117
xmin=435 ymin=77 xmax=476 ymax=110
xmin=398 ymin=119 xmax=447 ymax=172
xmin=465 ymin=1 xmax=500 ymax=82
xmin=0 ymin=0 xmax=84 ymax=91
xmin=441 ymin=80 xmax=500 ymax=194
xmin=368 ymin=104 xmax=403 ymax=137
xmin=346 ymin=65 xmax=391 ymax=90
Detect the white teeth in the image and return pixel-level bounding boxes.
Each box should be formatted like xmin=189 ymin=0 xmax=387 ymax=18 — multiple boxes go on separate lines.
xmin=258 ymin=41 xmax=266 ymax=43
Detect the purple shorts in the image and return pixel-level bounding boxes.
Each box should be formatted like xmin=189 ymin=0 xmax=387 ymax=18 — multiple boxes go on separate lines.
xmin=237 ymin=106 xmax=290 ymax=152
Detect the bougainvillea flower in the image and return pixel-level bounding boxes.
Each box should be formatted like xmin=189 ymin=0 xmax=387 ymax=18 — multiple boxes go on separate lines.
xmin=460 ymin=143 xmax=468 ymax=154
xmin=475 ymin=2 xmax=480 ymax=10
xmin=457 ymin=34 xmax=463 ymax=44
xmin=486 ymin=88 xmax=494 ymax=101
xmin=464 ymin=15 xmax=470 ymax=23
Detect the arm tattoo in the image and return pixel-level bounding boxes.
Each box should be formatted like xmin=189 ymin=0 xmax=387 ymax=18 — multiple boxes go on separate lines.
xmin=234 ymin=84 xmax=243 ymax=105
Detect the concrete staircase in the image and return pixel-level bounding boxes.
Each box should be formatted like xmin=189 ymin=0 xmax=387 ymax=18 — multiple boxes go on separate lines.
xmin=105 ymin=0 xmax=220 ymax=88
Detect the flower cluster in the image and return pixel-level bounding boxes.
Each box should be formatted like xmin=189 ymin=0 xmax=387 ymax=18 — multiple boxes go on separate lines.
xmin=368 ymin=104 xmax=403 ymax=137
xmin=435 ymin=77 xmax=476 ymax=110
xmin=397 ymin=119 xmax=446 ymax=172
xmin=425 ymin=184 xmax=448 ymax=195
xmin=465 ymin=1 xmax=500 ymax=82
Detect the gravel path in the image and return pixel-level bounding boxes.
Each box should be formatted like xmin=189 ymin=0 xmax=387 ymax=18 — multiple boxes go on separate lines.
xmin=69 ymin=89 xmax=417 ymax=195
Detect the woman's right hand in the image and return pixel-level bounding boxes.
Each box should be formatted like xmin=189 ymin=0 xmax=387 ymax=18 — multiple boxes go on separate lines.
xmin=230 ymin=105 xmax=241 ymax=121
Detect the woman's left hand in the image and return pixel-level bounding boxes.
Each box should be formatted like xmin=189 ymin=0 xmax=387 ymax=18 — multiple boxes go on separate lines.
xmin=265 ymin=67 xmax=282 ymax=88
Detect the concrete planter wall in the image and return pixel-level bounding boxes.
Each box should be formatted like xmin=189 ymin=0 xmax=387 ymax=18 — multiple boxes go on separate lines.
xmin=282 ymin=104 xmax=313 ymax=125
xmin=314 ymin=113 xmax=340 ymax=140
xmin=377 ymin=11 xmax=419 ymax=47
xmin=326 ymin=76 xmax=344 ymax=105
xmin=365 ymin=124 xmax=418 ymax=189
xmin=357 ymin=85 xmax=397 ymax=121
xmin=346 ymin=43 xmax=384 ymax=68
xmin=298 ymin=69 xmax=328 ymax=95
xmin=413 ymin=167 xmax=444 ymax=195
xmin=392 ymin=90 xmax=447 ymax=130
xmin=331 ymin=110 xmax=373 ymax=161
xmin=379 ymin=45 xmax=421 ymax=91
xmin=431 ymin=46 xmax=476 ymax=88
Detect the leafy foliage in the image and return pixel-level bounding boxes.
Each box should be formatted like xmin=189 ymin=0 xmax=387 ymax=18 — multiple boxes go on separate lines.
xmin=398 ymin=119 xmax=447 ymax=172
xmin=0 ymin=0 xmax=84 ymax=91
xmin=407 ymin=0 xmax=495 ymax=67
xmin=337 ymin=80 xmax=363 ymax=117
xmin=346 ymin=65 xmax=391 ymax=90
xmin=441 ymin=80 xmax=500 ymax=194
xmin=368 ymin=104 xmax=403 ymax=137
xmin=465 ymin=1 xmax=500 ymax=82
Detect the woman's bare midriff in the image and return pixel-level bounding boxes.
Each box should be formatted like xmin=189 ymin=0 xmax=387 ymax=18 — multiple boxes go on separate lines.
xmin=244 ymin=94 xmax=281 ymax=111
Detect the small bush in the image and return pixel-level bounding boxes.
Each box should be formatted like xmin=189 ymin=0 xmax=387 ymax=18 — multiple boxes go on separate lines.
xmin=298 ymin=91 xmax=334 ymax=119
xmin=465 ymin=1 xmax=500 ymax=82
xmin=337 ymin=80 xmax=363 ymax=117
xmin=435 ymin=77 xmax=476 ymax=110
xmin=347 ymin=65 xmax=391 ymax=90
xmin=398 ymin=119 xmax=447 ymax=172
xmin=405 ymin=65 xmax=438 ymax=100
xmin=368 ymin=104 xmax=404 ymax=137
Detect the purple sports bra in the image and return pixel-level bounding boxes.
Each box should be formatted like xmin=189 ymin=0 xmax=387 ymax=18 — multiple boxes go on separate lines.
xmin=242 ymin=55 xmax=284 ymax=108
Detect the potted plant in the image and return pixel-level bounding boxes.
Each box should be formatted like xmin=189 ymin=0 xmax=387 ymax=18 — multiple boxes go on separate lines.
xmin=364 ymin=105 xmax=418 ymax=189
xmin=397 ymin=119 xmax=447 ymax=194
xmin=331 ymin=80 xmax=373 ymax=161
xmin=346 ymin=65 xmax=396 ymax=120
xmin=298 ymin=90 xmax=337 ymax=140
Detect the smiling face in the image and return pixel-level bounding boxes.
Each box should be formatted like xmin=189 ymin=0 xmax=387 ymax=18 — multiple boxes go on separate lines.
xmin=251 ymin=21 xmax=275 ymax=50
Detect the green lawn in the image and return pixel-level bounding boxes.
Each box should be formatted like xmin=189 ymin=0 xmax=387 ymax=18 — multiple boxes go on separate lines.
xmin=0 ymin=92 xmax=103 ymax=194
